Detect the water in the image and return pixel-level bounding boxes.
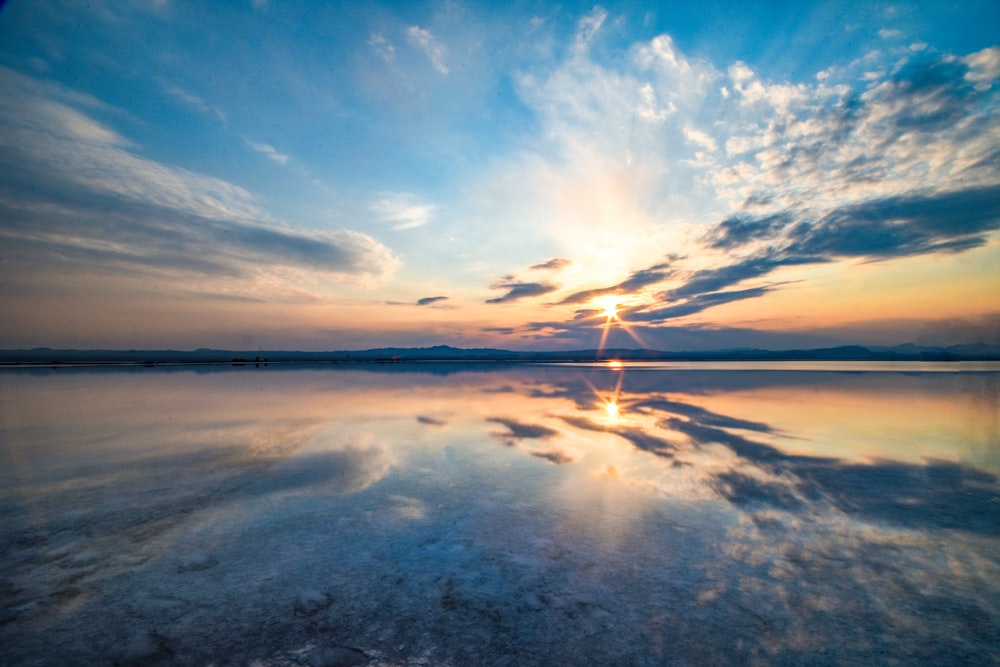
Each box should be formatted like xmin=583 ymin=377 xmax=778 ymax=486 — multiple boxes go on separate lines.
xmin=1 ymin=363 xmax=998 ymax=665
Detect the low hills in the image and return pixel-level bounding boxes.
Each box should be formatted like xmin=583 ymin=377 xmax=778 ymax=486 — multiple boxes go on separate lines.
xmin=2 ymin=342 xmax=998 ymax=366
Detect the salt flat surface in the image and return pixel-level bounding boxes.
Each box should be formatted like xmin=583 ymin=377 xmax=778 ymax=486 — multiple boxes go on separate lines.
xmin=1 ymin=364 xmax=998 ymax=665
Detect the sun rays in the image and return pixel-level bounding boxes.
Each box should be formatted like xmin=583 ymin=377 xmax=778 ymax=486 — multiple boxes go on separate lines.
xmin=579 ymin=360 xmax=628 ymax=425
xmin=591 ymin=295 xmax=646 ymax=354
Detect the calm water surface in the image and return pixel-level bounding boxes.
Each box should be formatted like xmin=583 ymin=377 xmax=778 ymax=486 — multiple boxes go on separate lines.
xmin=1 ymin=363 xmax=998 ymax=665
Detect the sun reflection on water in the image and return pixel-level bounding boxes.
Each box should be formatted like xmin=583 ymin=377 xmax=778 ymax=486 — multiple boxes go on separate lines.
xmin=1 ymin=365 xmax=998 ymax=664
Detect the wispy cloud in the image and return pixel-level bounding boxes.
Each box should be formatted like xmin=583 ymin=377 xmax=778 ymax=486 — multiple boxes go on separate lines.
xmin=558 ymin=262 xmax=673 ymax=305
xmin=368 ymin=32 xmax=396 ymax=64
xmin=963 ymin=46 xmax=1000 ymax=91
xmin=246 ymin=139 xmax=290 ymax=165
xmin=530 ymin=258 xmax=572 ymax=271
xmin=630 ymin=287 xmax=773 ymax=322
xmin=0 ymin=67 xmax=398 ymax=291
xmin=417 ymin=295 xmax=449 ymax=306
xmin=487 ymin=417 xmax=558 ymax=441
xmin=163 ymin=84 xmax=226 ymax=122
xmin=487 ymin=280 xmax=558 ymax=304
xmin=573 ymin=5 xmax=607 ymax=55
xmin=371 ymin=192 xmax=436 ymax=230
xmin=406 ymin=26 xmax=448 ymax=74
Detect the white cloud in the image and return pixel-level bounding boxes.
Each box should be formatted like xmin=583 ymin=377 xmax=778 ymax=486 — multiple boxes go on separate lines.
xmin=246 ymin=139 xmax=290 ymax=165
xmin=878 ymin=28 xmax=902 ymax=40
xmin=963 ymin=46 xmax=1000 ymax=91
xmin=729 ymin=61 xmax=755 ymax=83
xmin=406 ymin=26 xmax=448 ymax=74
xmin=371 ymin=192 xmax=436 ymax=230
xmin=163 ymin=84 xmax=226 ymax=121
xmin=573 ymin=5 xmax=607 ymax=55
xmin=368 ymin=32 xmax=396 ymax=64
xmin=636 ymin=35 xmax=690 ymax=75
xmin=636 ymin=82 xmax=672 ymax=122
xmin=490 ymin=14 xmax=1000 ymax=298
xmin=684 ymin=126 xmax=717 ymax=153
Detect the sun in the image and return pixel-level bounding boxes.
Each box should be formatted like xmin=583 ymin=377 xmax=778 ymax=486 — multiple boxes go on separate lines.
xmin=593 ymin=295 xmax=620 ymax=319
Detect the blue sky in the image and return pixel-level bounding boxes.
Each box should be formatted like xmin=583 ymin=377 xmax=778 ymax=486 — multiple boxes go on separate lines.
xmin=0 ymin=0 xmax=998 ymax=350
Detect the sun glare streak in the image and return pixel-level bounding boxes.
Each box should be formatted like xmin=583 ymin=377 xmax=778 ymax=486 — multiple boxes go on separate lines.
xmin=580 ymin=364 xmax=628 ymax=425
xmin=591 ymin=294 xmax=647 ymax=354
xmin=598 ymin=318 xmax=612 ymax=353
xmin=593 ymin=295 xmax=620 ymax=355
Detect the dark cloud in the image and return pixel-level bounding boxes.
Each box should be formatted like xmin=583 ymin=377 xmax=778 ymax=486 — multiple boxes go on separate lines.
xmin=531 ymin=450 xmax=575 ymax=465
xmin=742 ymin=193 xmax=774 ymax=209
xmin=218 ymin=223 xmax=386 ymax=273
xmin=559 ymin=261 xmax=673 ymax=305
xmin=618 ymin=263 xmax=673 ymax=291
xmin=666 ymin=255 xmax=817 ymax=300
xmin=486 ymin=281 xmax=558 ymax=304
xmin=417 ymin=415 xmax=447 ymax=426
xmin=558 ymin=286 xmax=619 ymax=306
xmin=630 ymin=287 xmax=773 ymax=322
xmin=530 ymin=258 xmax=572 ymax=271
xmin=486 ymin=417 xmax=559 ymax=440
xmin=877 ymin=56 xmax=981 ymax=137
xmin=789 ymin=185 xmax=1000 ymax=259
xmin=416 ymin=296 xmax=449 ymax=306
xmin=630 ymin=398 xmax=773 ymax=433
xmin=703 ymin=213 xmax=792 ymax=250
xmin=713 ymin=471 xmax=805 ymax=510
xmin=559 ymin=415 xmax=676 ymax=459
xmin=674 ymin=183 xmax=999 ymax=326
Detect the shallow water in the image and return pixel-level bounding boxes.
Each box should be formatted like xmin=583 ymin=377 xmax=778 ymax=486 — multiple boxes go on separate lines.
xmin=1 ymin=363 xmax=998 ymax=665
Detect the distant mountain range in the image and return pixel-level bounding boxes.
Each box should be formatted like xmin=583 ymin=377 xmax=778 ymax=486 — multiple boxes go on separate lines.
xmin=2 ymin=343 xmax=999 ymax=365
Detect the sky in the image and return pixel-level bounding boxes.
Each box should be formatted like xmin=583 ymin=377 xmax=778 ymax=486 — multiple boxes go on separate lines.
xmin=0 ymin=0 xmax=998 ymax=352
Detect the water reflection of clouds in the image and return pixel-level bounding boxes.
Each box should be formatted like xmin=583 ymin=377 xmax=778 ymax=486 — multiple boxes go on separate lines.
xmin=257 ymin=436 xmax=393 ymax=497
xmin=416 ymin=415 xmax=447 ymax=426
xmin=486 ymin=417 xmax=578 ymax=465
xmin=546 ymin=366 xmax=999 ymax=535
xmin=2 ymin=366 xmax=998 ymax=664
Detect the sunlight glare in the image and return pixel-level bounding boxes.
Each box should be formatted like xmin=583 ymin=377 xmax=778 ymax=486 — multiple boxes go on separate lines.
xmin=594 ymin=295 xmax=620 ymax=319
